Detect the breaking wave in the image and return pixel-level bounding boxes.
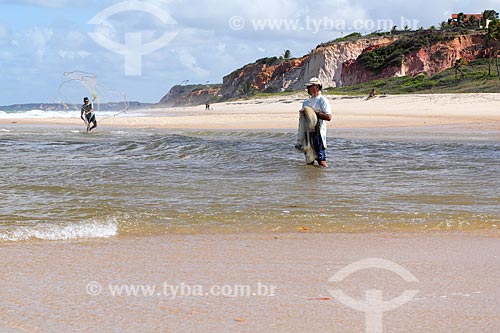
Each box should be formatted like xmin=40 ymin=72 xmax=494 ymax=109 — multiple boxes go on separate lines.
xmin=0 ymin=220 xmax=118 ymax=242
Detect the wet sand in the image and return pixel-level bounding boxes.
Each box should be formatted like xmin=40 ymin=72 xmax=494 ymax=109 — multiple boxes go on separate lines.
xmin=1 ymin=232 xmax=499 ymax=332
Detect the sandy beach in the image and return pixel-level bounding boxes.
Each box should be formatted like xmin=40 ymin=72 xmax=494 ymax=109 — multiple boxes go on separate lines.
xmin=1 ymin=232 xmax=499 ymax=332
xmin=1 ymin=93 xmax=499 ymax=332
xmin=2 ymin=93 xmax=500 ymax=130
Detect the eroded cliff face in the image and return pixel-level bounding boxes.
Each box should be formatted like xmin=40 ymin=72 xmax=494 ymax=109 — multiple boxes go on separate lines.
xmin=219 ymin=57 xmax=308 ymax=98
xmin=159 ymin=85 xmax=221 ymax=107
xmin=159 ymin=32 xmax=491 ymax=106
xmin=218 ymin=36 xmax=399 ymax=99
xmin=341 ymin=33 xmax=489 ymax=86
xmin=290 ymin=36 xmax=399 ymax=90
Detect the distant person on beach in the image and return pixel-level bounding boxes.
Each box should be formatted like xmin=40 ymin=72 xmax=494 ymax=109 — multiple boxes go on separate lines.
xmin=297 ymin=77 xmax=332 ymax=167
xmin=367 ymin=88 xmax=377 ymax=100
xmin=81 ymin=97 xmax=97 ymax=132
xmin=205 ymin=102 xmax=210 ymax=110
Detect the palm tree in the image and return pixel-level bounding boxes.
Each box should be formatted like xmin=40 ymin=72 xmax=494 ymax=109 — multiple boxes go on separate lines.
xmin=454 ymin=58 xmax=467 ymax=80
xmin=488 ymin=19 xmax=500 ymax=79
xmin=484 ymin=14 xmax=500 ymax=76
xmin=466 ymin=15 xmax=479 ymax=29
xmin=481 ymin=10 xmax=499 ymax=28
xmin=283 ymin=50 xmax=291 ymax=59
xmin=456 ymin=12 xmax=466 ymax=27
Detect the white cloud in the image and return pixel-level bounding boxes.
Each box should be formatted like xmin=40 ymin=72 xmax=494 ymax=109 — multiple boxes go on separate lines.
xmin=61 ymin=31 xmax=88 ymax=46
xmin=29 ymin=27 xmax=53 ymax=46
xmin=1 ymin=0 xmax=73 ymax=7
xmin=176 ymin=48 xmax=209 ymax=77
xmin=0 ymin=24 xmax=8 ymax=40
xmin=216 ymin=42 xmax=226 ymax=53
xmin=26 ymin=27 xmax=54 ymax=61
xmin=58 ymin=49 xmax=91 ymax=59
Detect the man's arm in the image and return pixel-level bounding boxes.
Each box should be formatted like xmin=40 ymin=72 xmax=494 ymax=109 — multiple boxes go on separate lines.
xmin=83 ymin=104 xmax=94 ymax=115
xmin=316 ymin=112 xmax=332 ymax=121
xmin=315 ymin=97 xmax=332 ymax=121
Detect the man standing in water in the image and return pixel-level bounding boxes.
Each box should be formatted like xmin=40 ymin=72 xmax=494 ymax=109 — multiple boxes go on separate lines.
xmin=300 ymin=77 xmax=332 ymax=167
xmin=81 ymin=97 xmax=97 ymax=132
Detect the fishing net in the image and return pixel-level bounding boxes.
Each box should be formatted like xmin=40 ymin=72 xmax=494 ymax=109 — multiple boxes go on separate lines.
xmin=57 ymin=71 xmax=129 ymax=120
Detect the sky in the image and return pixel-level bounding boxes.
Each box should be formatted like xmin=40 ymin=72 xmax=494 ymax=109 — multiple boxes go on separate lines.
xmin=0 ymin=0 xmax=497 ymax=104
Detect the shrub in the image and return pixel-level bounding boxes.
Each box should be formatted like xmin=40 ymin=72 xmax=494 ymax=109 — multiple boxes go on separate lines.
xmin=357 ymin=30 xmax=454 ymax=72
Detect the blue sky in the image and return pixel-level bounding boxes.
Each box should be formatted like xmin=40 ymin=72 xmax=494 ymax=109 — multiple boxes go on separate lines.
xmin=0 ymin=0 xmax=497 ymax=104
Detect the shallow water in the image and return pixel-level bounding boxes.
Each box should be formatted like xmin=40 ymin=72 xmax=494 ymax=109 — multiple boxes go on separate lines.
xmin=1 ymin=125 xmax=499 ymax=241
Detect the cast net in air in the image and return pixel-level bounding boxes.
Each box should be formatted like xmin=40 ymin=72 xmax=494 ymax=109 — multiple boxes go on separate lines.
xmin=57 ymin=71 xmax=129 ymax=121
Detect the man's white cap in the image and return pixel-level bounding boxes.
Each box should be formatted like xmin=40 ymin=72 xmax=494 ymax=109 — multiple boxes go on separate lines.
xmin=305 ymin=77 xmax=322 ymax=86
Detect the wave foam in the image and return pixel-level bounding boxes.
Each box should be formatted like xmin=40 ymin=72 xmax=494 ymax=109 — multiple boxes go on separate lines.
xmin=0 ymin=220 xmax=118 ymax=242
xmin=0 ymin=110 xmax=145 ymax=119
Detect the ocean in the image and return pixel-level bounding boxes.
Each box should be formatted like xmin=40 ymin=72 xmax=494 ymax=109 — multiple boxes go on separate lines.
xmin=1 ymin=117 xmax=499 ymax=241
xmin=0 ymin=108 xmax=145 ymax=119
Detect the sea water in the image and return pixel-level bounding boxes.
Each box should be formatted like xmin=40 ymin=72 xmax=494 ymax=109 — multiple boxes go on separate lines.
xmin=0 ymin=109 xmax=146 ymax=119
xmin=0 ymin=124 xmax=499 ymax=241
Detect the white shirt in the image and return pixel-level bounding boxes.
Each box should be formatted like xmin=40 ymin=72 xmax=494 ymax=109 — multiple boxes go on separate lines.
xmin=302 ymin=94 xmax=332 ymax=148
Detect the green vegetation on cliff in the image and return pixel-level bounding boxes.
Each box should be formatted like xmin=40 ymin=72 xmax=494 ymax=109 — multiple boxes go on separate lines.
xmin=324 ymin=58 xmax=500 ymax=95
xmin=357 ymin=30 xmax=459 ymax=72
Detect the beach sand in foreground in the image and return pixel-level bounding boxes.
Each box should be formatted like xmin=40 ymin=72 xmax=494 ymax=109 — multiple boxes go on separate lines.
xmin=1 ymin=93 xmax=500 ymax=130
xmin=0 ymin=232 xmax=499 ymax=332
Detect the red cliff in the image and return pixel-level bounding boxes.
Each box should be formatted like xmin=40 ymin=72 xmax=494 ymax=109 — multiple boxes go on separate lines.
xmin=159 ymin=31 xmax=493 ymax=106
xmin=341 ymin=32 xmax=490 ymax=86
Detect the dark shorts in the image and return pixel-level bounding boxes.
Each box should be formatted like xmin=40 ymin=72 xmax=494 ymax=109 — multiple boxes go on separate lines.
xmin=85 ymin=113 xmax=96 ymax=123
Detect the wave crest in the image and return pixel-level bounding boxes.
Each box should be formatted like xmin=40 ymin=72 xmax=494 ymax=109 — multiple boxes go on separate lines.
xmin=0 ymin=220 xmax=118 ymax=242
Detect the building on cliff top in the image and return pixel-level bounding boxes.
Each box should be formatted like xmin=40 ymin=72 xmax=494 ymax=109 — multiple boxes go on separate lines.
xmin=449 ymin=13 xmax=483 ymax=27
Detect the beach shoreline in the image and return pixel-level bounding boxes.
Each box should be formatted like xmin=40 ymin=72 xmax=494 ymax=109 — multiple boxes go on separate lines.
xmin=1 ymin=93 xmax=499 ymax=130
